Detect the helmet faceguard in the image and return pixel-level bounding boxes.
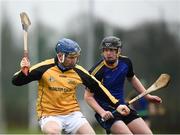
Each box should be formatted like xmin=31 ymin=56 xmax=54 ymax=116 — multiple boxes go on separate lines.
xmin=55 ymin=38 xmax=81 ymax=65
xmin=100 ymin=36 xmax=122 ymax=64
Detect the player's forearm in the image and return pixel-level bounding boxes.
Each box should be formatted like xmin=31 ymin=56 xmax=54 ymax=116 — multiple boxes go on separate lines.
xmin=130 ymin=76 xmax=152 ymax=99
xmin=84 ymin=90 xmax=105 ymax=115
xmin=130 ymin=75 xmax=147 ymax=94
xmin=12 ymin=71 xmax=31 ymax=86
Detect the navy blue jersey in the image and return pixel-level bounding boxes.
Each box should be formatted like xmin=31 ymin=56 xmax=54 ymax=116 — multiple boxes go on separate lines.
xmin=89 ymin=56 xmax=134 ymax=108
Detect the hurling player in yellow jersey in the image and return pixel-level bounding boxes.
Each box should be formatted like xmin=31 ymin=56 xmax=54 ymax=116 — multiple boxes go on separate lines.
xmin=12 ymin=38 xmax=130 ymax=135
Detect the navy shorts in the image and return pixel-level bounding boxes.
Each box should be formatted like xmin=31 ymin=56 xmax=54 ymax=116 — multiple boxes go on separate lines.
xmin=95 ymin=108 xmax=140 ymax=130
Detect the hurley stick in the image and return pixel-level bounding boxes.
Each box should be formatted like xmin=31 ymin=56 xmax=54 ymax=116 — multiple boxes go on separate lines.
xmin=20 ymin=12 xmax=31 ymax=75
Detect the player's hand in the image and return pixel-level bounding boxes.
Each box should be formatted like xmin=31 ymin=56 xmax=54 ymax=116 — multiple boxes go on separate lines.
xmin=116 ymin=105 xmax=130 ymax=116
xmin=145 ymin=94 xmax=162 ymax=104
xmin=100 ymin=111 xmax=114 ymax=121
xmin=101 ymin=111 xmax=114 ymax=121
xmin=20 ymin=57 xmax=30 ymax=76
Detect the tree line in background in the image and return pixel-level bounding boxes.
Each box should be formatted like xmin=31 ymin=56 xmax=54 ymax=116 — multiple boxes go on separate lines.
xmin=1 ymin=13 xmax=180 ymax=133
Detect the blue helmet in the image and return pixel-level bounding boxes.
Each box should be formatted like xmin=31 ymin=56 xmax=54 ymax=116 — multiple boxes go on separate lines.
xmin=55 ymin=38 xmax=81 ymax=56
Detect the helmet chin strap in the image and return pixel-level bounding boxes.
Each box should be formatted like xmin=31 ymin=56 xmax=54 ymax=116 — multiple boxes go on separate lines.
xmin=106 ymin=60 xmax=116 ymax=64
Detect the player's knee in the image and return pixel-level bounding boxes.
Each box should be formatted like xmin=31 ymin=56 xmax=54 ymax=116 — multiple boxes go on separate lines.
xmin=43 ymin=126 xmax=61 ymax=134
xmin=76 ymin=123 xmax=95 ymax=134
xmin=145 ymin=128 xmax=153 ymax=134
xmin=42 ymin=121 xmax=61 ymax=134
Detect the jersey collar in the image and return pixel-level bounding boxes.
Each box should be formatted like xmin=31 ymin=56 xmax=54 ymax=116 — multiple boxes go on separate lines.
xmin=103 ymin=59 xmax=118 ymax=69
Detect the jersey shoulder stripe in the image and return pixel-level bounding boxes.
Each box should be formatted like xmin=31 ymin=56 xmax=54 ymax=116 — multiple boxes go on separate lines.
xmin=75 ymin=64 xmax=103 ymax=83
xmin=75 ymin=64 xmax=90 ymax=75
xmin=91 ymin=61 xmax=104 ymax=76
xmin=14 ymin=70 xmax=21 ymax=76
xmin=74 ymin=64 xmax=119 ymax=106
xmin=75 ymin=64 xmax=100 ymax=82
xmin=30 ymin=58 xmax=55 ymax=72
xmin=13 ymin=58 xmax=54 ymax=76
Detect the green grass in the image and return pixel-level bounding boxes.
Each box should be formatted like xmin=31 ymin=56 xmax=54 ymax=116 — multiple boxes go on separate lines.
xmin=4 ymin=127 xmax=41 ymax=134
xmin=4 ymin=125 xmax=104 ymax=134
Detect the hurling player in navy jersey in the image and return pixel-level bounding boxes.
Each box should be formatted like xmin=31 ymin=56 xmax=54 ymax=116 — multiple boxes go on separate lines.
xmin=84 ymin=36 xmax=162 ymax=134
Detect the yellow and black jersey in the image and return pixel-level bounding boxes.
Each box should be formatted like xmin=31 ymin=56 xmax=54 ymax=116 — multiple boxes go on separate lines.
xmin=12 ymin=57 xmax=120 ymax=118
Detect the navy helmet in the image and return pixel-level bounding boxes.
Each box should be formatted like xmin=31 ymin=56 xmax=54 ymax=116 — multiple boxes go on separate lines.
xmin=55 ymin=38 xmax=81 ymax=56
xmin=100 ymin=36 xmax=122 ymax=49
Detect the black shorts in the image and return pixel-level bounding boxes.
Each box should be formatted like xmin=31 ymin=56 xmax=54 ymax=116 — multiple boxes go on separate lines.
xmin=95 ymin=108 xmax=140 ymax=130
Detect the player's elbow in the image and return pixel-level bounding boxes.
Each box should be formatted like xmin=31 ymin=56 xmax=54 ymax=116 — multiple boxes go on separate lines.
xmin=12 ymin=81 xmax=22 ymax=86
xmin=84 ymin=93 xmax=90 ymax=101
xmin=12 ymin=78 xmax=24 ymax=86
xmin=84 ymin=90 xmax=94 ymax=102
